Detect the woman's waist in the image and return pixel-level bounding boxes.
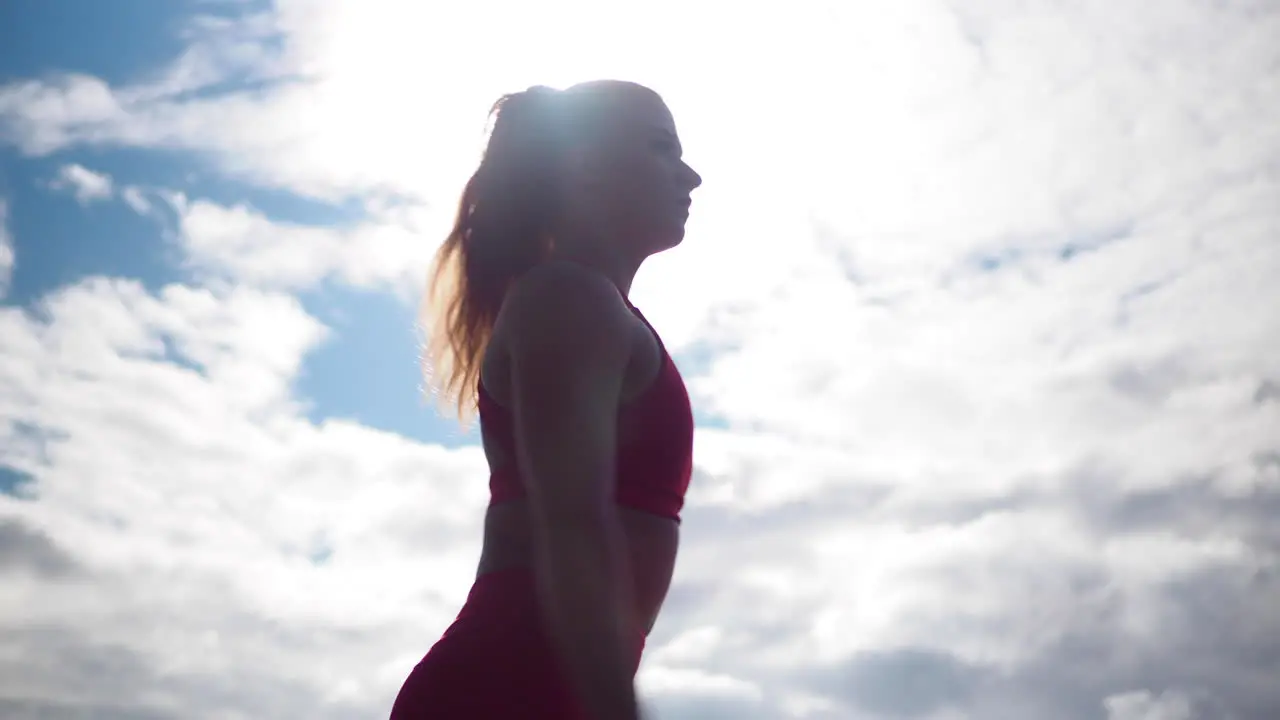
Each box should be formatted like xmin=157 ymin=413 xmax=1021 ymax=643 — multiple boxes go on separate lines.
xmin=490 ymin=470 xmax=686 ymax=522
xmin=477 ymin=502 xmax=679 ymax=632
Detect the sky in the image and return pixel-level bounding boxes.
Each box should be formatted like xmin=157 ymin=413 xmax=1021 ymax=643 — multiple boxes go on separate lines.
xmin=0 ymin=1 xmax=1277 ymax=718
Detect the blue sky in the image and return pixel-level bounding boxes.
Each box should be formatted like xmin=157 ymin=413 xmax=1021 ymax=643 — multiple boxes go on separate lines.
xmin=1 ymin=0 xmax=473 ymax=448
xmin=1 ymin=2 xmax=1278 ymax=719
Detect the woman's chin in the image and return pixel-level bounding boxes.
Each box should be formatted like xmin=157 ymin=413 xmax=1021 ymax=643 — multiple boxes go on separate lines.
xmin=652 ymin=227 xmax=687 ymax=253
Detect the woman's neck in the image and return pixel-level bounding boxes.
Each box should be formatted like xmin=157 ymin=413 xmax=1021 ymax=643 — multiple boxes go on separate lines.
xmin=548 ymin=231 xmax=643 ymax=297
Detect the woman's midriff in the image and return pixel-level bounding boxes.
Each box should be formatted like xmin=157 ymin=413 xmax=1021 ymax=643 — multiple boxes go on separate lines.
xmin=475 ymin=500 xmax=680 ymax=635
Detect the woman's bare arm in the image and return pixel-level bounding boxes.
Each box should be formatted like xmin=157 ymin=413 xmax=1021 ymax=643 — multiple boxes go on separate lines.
xmin=502 ymin=262 xmax=642 ymax=720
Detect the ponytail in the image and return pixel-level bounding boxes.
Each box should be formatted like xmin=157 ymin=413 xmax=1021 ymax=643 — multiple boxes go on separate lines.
xmin=422 ymin=85 xmax=571 ymax=420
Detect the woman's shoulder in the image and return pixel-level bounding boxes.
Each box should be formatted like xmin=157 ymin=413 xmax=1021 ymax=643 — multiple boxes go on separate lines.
xmin=504 ymin=261 xmax=631 ymax=330
xmin=509 ymin=260 xmax=619 ymax=302
xmin=497 ymin=260 xmax=635 ymax=359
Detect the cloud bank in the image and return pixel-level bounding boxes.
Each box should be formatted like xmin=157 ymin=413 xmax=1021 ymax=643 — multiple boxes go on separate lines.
xmin=1 ymin=0 xmax=1276 ymax=718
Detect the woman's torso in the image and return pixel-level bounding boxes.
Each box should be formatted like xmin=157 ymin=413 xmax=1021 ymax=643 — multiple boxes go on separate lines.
xmin=473 ymin=299 xmax=688 ymax=634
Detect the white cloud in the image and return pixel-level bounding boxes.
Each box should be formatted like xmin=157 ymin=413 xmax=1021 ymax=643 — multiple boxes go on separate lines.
xmin=172 ymin=194 xmax=439 ymax=298
xmin=0 ymin=278 xmax=489 ymax=717
xmin=0 ymin=1 xmax=1278 ymax=718
xmin=120 ymin=186 xmax=151 ymax=215
xmin=0 ymin=200 xmax=11 ymax=299
xmin=1104 ymin=690 xmax=1198 ymax=720
xmin=50 ymin=164 xmax=113 ymax=204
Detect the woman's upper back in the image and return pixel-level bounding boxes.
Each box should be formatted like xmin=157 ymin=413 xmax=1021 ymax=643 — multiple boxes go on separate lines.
xmin=477 ymin=262 xmax=694 ymax=522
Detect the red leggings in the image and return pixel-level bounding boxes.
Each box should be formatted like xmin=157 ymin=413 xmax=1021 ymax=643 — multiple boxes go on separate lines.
xmin=389 ymin=568 xmax=645 ymax=719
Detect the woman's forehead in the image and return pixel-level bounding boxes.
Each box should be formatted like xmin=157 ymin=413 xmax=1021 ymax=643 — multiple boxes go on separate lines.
xmin=602 ymin=89 xmax=677 ymax=137
xmin=569 ymin=81 xmax=675 ymax=133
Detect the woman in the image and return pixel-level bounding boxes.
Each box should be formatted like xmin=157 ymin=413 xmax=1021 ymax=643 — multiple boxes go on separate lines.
xmin=390 ymin=80 xmax=702 ymax=719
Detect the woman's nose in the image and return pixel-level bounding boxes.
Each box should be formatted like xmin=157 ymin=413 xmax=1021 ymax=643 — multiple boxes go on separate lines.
xmin=682 ymin=162 xmax=703 ymax=190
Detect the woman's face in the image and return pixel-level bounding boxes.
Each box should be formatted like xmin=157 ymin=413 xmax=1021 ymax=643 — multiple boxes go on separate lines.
xmin=567 ymin=85 xmax=703 ymax=256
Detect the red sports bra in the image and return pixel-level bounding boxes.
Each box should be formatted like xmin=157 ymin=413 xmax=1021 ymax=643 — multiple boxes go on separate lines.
xmin=477 ymin=303 xmax=694 ymax=523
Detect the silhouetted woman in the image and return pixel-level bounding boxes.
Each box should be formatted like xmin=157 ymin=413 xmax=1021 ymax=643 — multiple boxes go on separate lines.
xmin=389 ymin=80 xmax=702 ymax=719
